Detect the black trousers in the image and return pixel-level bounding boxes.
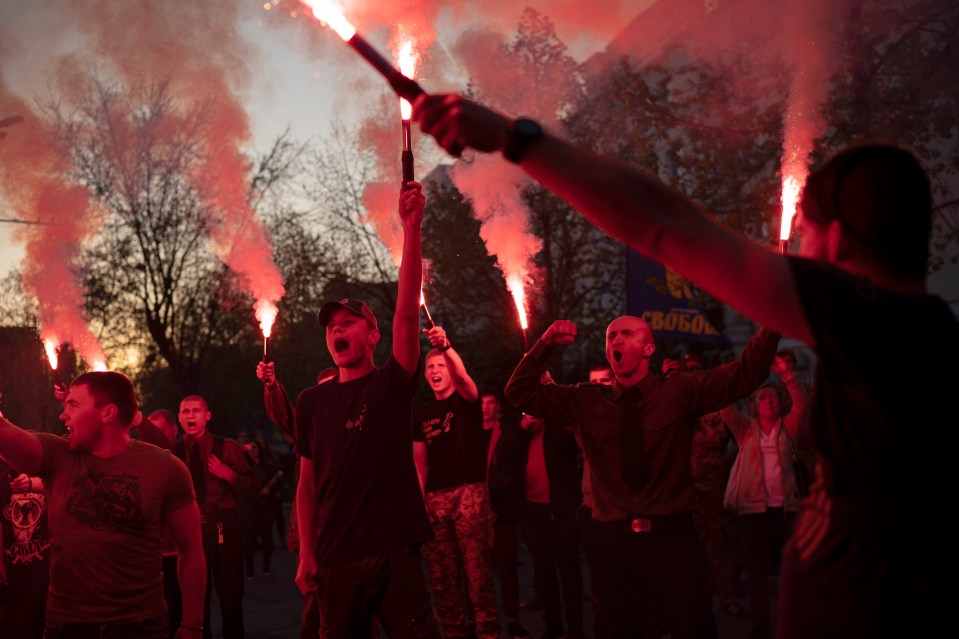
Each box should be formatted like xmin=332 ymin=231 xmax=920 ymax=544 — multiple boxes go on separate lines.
xmin=315 ymin=545 xmax=440 ymax=639
xmin=520 ymin=501 xmax=584 ymax=636
xmin=590 ymin=516 xmax=717 ymax=639
xmin=201 ymin=510 xmax=245 ymax=639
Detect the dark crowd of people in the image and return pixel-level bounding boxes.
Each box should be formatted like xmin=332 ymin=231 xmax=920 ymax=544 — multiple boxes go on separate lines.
xmin=1 ymin=87 xmax=956 ymax=639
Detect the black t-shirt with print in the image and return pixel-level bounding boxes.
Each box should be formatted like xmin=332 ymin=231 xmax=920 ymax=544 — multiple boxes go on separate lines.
xmin=1 ymin=460 xmax=52 ymax=595
xmin=295 ymin=356 xmax=433 ymax=566
xmin=412 ymin=393 xmax=490 ymax=493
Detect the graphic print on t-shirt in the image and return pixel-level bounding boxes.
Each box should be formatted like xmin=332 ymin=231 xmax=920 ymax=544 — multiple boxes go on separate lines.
xmin=67 ymin=468 xmax=144 ymax=532
xmin=418 ymin=411 xmax=454 ymax=445
xmin=3 ymin=491 xmax=51 ymax=565
xmin=345 ymin=403 xmax=368 ymax=431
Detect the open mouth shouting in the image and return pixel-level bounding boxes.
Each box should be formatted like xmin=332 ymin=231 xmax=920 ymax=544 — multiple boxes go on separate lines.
xmin=333 ymin=338 xmax=350 ymax=353
xmin=612 ymin=349 xmax=623 ymax=363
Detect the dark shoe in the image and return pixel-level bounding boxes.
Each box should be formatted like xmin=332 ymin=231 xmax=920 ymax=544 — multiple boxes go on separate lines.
xmin=507 ymin=620 xmax=531 ymax=638
xmin=722 ymin=602 xmax=750 ymax=617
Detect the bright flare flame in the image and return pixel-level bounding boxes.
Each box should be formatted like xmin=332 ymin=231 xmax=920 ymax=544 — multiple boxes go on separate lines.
xmin=420 ymin=289 xmax=426 ymax=306
xmin=300 ymin=1 xmax=356 ymax=40
xmin=398 ymin=39 xmax=418 ymax=119
xmin=507 ymin=276 xmax=529 ymax=331
xmin=92 ymin=360 xmax=108 ymax=372
xmin=780 ymin=174 xmax=802 ymax=241
xmin=255 ymin=299 xmax=280 ymax=338
xmin=43 ymin=338 xmax=59 ymax=370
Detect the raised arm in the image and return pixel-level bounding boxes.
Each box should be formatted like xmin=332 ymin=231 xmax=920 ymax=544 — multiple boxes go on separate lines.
xmin=425 ymin=325 xmax=478 ymax=401
xmin=414 ymin=96 xmax=812 ymax=344
xmin=774 ymin=355 xmax=807 ymax=438
xmin=504 ymin=320 xmax=586 ymax=425
xmin=393 ymin=181 xmax=426 ymax=377
xmin=0 ymin=415 xmax=42 ymax=476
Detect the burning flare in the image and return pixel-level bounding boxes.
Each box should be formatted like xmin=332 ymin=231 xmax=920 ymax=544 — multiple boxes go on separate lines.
xmin=398 ymin=39 xmax=418 ymax=121
xmin=780 ymin=173 xmax=802 ymax=243
xmin=507 ymin=276 xmax=529 ymax=331
xmin=297 ymin=1 xmax=425 ymax=102
xmin=255 ymin=299 xmax=279 ymax=339
xmin=43 ymin=338 xmax=59 ymax=370
xmin=302 ymin=1 xmax=356 ymax=40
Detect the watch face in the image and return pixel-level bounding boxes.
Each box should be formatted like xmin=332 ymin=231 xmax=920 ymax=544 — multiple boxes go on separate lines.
xmin=514 ymin=118 xmax=542 ymax=138
xmin=504 ymin=118 xmax=543 ymax=163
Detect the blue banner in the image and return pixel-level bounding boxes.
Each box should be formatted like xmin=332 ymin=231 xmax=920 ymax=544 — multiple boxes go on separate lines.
xmin=626 ymin=249 xmax=729 ymax=345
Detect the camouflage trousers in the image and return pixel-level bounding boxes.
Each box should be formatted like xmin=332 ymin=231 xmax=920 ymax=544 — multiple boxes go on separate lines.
xmin=692 ymin=489 xmax=742 ymax=604
xmin=424 ymin=482 xmax=499 ymax=639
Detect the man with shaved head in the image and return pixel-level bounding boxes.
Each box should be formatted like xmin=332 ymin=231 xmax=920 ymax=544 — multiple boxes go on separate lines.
xmin=505 ymin=316 xmax=779 ymax=639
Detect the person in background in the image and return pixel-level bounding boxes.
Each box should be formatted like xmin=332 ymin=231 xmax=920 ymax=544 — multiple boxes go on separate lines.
xmin=149 ymin=409 xmax=179 ymax=441
xmin=176 ymin=395 xmax=256 ymax=639
xmin=483 ymin=391 xmax=530 ymax=639
xmin=682 ymin=353 xmax=746 ymax=618
xmin=581 ymin=363 xmax=613 ymax=639
xmin=241 ymin=438 xmax=283 ymax=580
xmin=517 ymin=401 xmax=586 ymax=639
xmin=721 ymin=354 xmax=807 ymax=639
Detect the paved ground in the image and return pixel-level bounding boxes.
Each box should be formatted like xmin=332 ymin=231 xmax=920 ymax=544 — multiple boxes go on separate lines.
xmin=212 ymin=506 xmax=762 ymax=638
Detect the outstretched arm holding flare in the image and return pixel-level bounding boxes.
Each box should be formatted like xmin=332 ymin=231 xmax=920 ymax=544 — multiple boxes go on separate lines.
xmin=413 ymin=96 xmax=814 ymax=344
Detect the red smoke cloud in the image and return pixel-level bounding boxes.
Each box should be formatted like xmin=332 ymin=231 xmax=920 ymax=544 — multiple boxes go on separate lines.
xmin=0 ymin=91 xmax=107 ymax=368
xmin=2 ymin=1 xmax=285 ymax=363
xmin=779 ymin=0 xmax=849 ymax=238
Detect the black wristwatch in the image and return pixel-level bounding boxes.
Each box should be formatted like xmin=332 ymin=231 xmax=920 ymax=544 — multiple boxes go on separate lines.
xmin=503 ymin=118 xmax=543 ymax=163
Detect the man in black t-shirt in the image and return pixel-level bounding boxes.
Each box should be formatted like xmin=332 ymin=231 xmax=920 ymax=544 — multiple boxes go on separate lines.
xmin=294 ymin=181 xmax=440 ymax=639
xmin=412 ymin=325 xmax=498 ymax=639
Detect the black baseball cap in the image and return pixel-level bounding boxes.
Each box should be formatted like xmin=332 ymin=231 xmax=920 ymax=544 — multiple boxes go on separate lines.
xmin=317 ymin=298 xmax=378 ymax=330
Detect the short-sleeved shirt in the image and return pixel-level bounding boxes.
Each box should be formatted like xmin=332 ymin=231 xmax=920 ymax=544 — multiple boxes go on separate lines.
xmin=1 ymin=460 xmax=51 ymax=595
xmin=778 ymin=257 xmax=959 ymax=637
xmin=36 ymin=434 xmax=195 ymax=624
xmin=412 ymin=393 xmax=490 ymax=493
xmin=295 ymin=357 xmax=433 ymax=566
